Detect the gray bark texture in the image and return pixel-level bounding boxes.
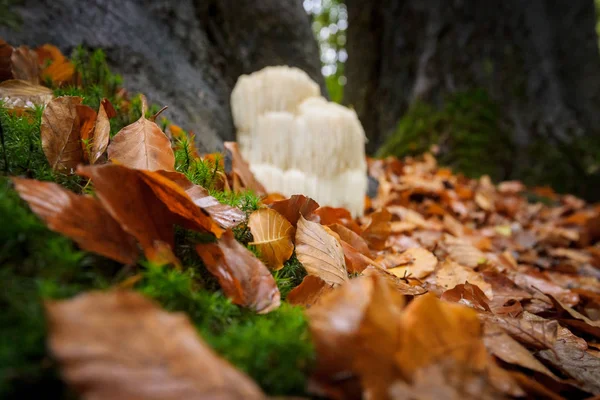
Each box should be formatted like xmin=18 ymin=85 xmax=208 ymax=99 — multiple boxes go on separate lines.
xmin=345 ymin=0 xmax=600 ymax=181
xmin=0 ymin=0 xmax=325 ymax=153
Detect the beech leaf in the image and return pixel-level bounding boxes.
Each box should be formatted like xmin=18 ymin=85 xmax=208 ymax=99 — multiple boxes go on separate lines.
xmin=196 ymin=230 xmax=280 ymax=313
xmin=361 ymin=208 xmax=391 ymax=250
xmin=107 ymin=94 xmax=175 ymax=171
xmin=0 ymin=79 xmax=53 ymax=109
xmin=387 ymin=247 xmax=438 ymax=279
xmin=12 ymin=177 xmax=138 ymax=264
xmin=223 ymin=141 xmax=266 ymax=195
xmin=41 ymin=96 xmax=85 ymax=172
xmin=11 ymin=45 xmax=39 ymax=83
xmin=269 ymin=194 xmax=319 ymax=227
xmin=46 ymin=290 xmax=266 ymax=399
xmin=0 ymin=39 xmax=13 ymax=81
xmin=327 ymin=222 xmax=372 ymax=257
xmin=287 ymin=275 xmax=334 ymax=308
xmin=427 ymin=259 xmax=493 ymax=300
xmin=89 ymin=99 xmax=111 ymax=164
xmin=248 ymin=208 xmax=294 ymax=270
xmin=295 ymin=215 xmax=347 ymax=285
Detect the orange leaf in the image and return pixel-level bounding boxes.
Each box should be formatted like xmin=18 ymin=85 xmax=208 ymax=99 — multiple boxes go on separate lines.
xmin=46 ymin=291 xmax=266 ymax=399
xmin=260 ymin=193 xmax=287 ymax=205
xmin=386 ymin=247 xmax=438 ymax=279
xmin=269 ymin=194 xmax=320 ymax=228
xmin=101 ymin=98 xmax=117 ymax=118
xmin=295 ymin=215 xmax=347 ymax=285
xmin=10 ymin=45 xmax=39 ymax=84
xmin=361 ymin=208 xmax=391 ymax=250
xmin=76 ymin=104 xmax=97 ymax=162
xmin=441 ymin=282 xmax=492 ymax=312
xmin=89 ymin=100 xmax=111 ymax=164
xmin=41 ymin=96 xmax=85 ymax=172
xmin=156 ymin=170 xmax=244 ymax=229
xmin=327 ymin=223 xmax=371 ymax=257
xmin=287 ymin=275 xmax=334 ymax=307
xmin=36 ymin=44 xmax=75 ymax=85
xmin=248 ymin=208 xmax=294 ymax=270
xmin=223 ymin=142 xmax=266 ymax=195
xmin=339 ymin=240 xmax=376 ymax=273
xmin=196 ymin=230 xmax=280 ymax=313
xmin=107 ymin=95 xmax=175 ymax=171
xmin=0 ymin=39 xmax=13 ymax=81
xmin=12 ymin=177 xmax=138 ymax=264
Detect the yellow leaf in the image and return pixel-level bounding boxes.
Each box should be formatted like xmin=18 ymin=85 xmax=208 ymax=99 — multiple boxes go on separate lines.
xmin=248 ymin=208 xmax=294 ymax=270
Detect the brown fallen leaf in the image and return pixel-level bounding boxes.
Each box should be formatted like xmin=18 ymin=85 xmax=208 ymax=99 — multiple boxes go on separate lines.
xmin=361 ymin=208 xmax=391 ymax=250
xmin=287 ymin=275 xmax=334 ymax=307
xmin=196 ymin=230 xmax=280 ymax=313
xmin=76 ymin=104 xmax=97 ymax=162
xmin=41 ymin=96 xmax=85 ymax=172
xmin=444 ymin=235 xmax=488 ymax=267
xmin=12 ymin=177 xmax=139 ymax=264
xmin=339 ymin=240 xmax=376 ymax=273
xmin=311 ymin=206 xmax=362 ymax=234
xmin=46 ymin=290 xmax=266 ymax=399
xmin=223 ymin=142 xmax=266 ymax=195
xmin=546 ymin=293 xmax=600 ymax=339
xmin=11 ymin=45 xmax=39 ymax=83
xmin=387 ymin=247 xmax=438 ymax=279
xmin=248 ymin=208 xmax=294 ymax=270
xmin=89 ymin=99 xmax=111 ymax=164
xmin=427 ymin=260 xmax=493 ymax=300
xmin=327 ymin=223 xmax=371 ymax=257
xmin=480 ymin=312 xmax=558 ymax=350
xmin=0 ymin=39 xmax=13 ymax=81
xmin=441 ymin=282 xmax=492 ymax=312
xmin=269 ymin=194 xmax=319 ymax=228
xmin=295 ymin=215 xmax=347 ymax=286
xmin=35 ymin=44 xmax=75 ymax=85
xmin=156 ymin=170 xmax=245 ymax=229
xmin=107 ymin=95 xmax=175 ymax=171
xmin=0 ymin=79 xmax=53 ymax=109
xmin=362 ymin=266 xmax=428 ymax=296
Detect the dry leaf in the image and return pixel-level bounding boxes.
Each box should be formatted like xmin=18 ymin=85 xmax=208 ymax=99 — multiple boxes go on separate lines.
xmin=361 ymin=208 xmax=391 ymax=250
xmin=362 ymin=266 xmax=428 ymax=296
xmin=311 ymin=206 xmax=362 ymax=233
xmin=223 ymin=141 xmax=266 ymax=195
xmin=36 ymin=44 xmax=75 ymax=85
xmin=546 ymin=293 xmax=600 ymax=339
xmin=444 ymin=235 xmax=488 ymax=267
xmin=269 ymin=194 xmax=319 ymax=227
xmin=441 ymin=282 xmax=492 ymax=312
xmin=196 ymin=230 xmax=280 ymax=313
xmin=11 ymin=45 xmax=39 ymax=83
xmin=156 ymin=170 xmax=245 ymax=229
xmin=339 ymin=240 xmax=376 ymax=273
xmin=12 ymin=177 xmax=138 ymax=264
xmin=295 ymin=215 xmax=347 ymax=285
xmin=327 ymin=223 xmax=371 ymax=257
xmin=287 ymin=275 xmax=334 ymax=307
xmin=46 ymin=290 xmax=266 ymax=399
xmin=428 ymin=260 xmax=493 ymax=299
xmin=107 ymin=95 xmax=175 ymax=171
xmin=41 ymin=96 xmax=85 ymax=172
xmin=0 ymin=79 xmax=53 ymax=109
xmin=387 ymin=247 xmax=438 ymax=279
xmin=89 ymin=99 xmax=111 ymax=164
xmin=248 ymin=208 xmax=294 ymax=270
xmin=0 ymin=39 xmax=13 ymax=81
xmin=481 ymin=313 xmax=558 ymax=350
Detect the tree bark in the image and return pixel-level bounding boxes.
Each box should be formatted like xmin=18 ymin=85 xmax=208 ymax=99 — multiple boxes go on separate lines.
xmin=345 ymin=0 xmax=600 ymax=187
xmin=0 ymin=0 xmax=325 ymax=153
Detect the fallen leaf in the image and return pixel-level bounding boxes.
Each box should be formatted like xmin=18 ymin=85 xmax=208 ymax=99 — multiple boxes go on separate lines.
xmin=12 ymin=177 xmax=138 ymax=264
xmin=428 ymin=260 xmax=493 ymax=299
xmin=339 ymin=240 xmax=376 ymax=273
xmin=248 ymin=208 xmax=294 ymax=270
xmin=327 ymin=223 xmax=371 ymax=257
xmin=546 ymin=293 xmax=600 ymax=339
xmin=223 ymin=141 xmax=266 ymax=195
xmin=480 ymin=312 xmax=558 ymax=350
xmin=76 ymin=104 xmax=97 ymax=162
xmin=295 ymin=215 xmax=347 ymax=285
xmin=107 ymin=95 xmax=175 ymax=171
xmin=269 ymin=194 xmax=319 ymax=227
xmin=89 ymin=100 xmax=111 ymax=164
xmin=0 ymin=79 xmax=53 ymax=109
xmin=46 ymin=290 xmax=266 ymax=399
xmin=361 ymin=208 xmax=391 ymax=250
xmin=311 ymin=206 xmax=362 ymax=233
xmin=41 ymin=96 xmax=85 ymax=172
xmin=441 ymin=282 xmax=492 ymax=312
xmin=287 ymin=275 xmax=334 ymax=307
xmin=0 ymin=39 xmax=13 ymax=81
xmin=387 ymin=247 xmax=438 ymax=279
xmin=101 ymin=98 xmax=117 ymax=118
xmin=10 ymin=46 xmax=39 ymax=83
xmin=156 ymin=170 xmax=245 ymax=229
xmin=362 ymin=266 xmax=428 ymax=296
xmin=36 ymin=44 xmax=75 ymax=85
xmin=444 ymin=235 xmax=488 ymax=267
xmin=196 ymin=230 xmax=280 ymax=313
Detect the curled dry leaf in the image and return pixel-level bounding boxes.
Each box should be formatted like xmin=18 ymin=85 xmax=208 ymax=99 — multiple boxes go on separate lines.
xmin=387 ymin=247 xmax=438 ymax=279
xmin=107 ymin=95 xmax=175 ymax=171
xmin=295 ymin=215 xmax=347 ymax=286
xmin=46 ymin=290 xmax=266 ymax=400
xmin=441 ymin=282 xmax=492 ymax=312
xmin=339 ymin=240 xmax=376 ymax=274
xmin=0 ymin=79 xmax=53 ymax=109
xmin=12 ymin=177 xmax=138 ymax=264
xmin=0 ymin=39 xmax=13 ymax=81
xmin=287 ymin=275 xmax=334 ymax=308
xmin=248 ymin=208 xmax=294 ymax=270
xmin=269 ymin=194 xmax=320 ymax=228
xmin=223 ymin=142 xmax=266 ymax=195
xmin=156 ymin=170 xmax=245 ymax=229
xmin=196 ymin=230 xmax=280 ymax=313
xmin=89 ymin=99 xmax=111 ymax=164
xmin=311 ymin=206 xmax=362 ymax=233
xmin=11 ymin=45 xmax=39 ymax=84
xmin=546 ymin=293 xmax=600 ymax=339
xmin=361 ymin=208 xmax=391 ymax=250
xmin=41 ymin=96 xmax=85 ymax=172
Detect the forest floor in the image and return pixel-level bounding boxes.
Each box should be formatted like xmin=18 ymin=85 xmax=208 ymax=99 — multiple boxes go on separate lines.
xmin=2 ymin=40 xmax=600 ymax=400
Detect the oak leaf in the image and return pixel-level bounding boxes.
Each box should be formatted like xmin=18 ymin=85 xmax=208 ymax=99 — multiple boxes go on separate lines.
xmin=196 ymin=230 xmax=280 ymax=313
xmin=0 ymin=79 xmax=53 ymax=109
xmin=12 ymin=177 xmax=138 ymax=264
xmin=46 ymin=290 xmax=266 ymax=399
xmin=248 ymin=208 xmax=294 ymax=270
xmin=295 ymin=215 xmax=347 ymax=285
xmin=41 ymin=96 xmax=85 ymax=172
xmin=107 ymin=95 xmax=175 ymax=171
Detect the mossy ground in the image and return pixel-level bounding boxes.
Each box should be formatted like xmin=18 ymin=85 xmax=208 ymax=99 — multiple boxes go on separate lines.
xmin=0 ymin=49 xmax=313 ymax=399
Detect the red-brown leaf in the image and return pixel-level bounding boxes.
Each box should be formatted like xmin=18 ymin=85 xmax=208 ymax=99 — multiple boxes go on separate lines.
xmin=11 ymin=45 xmax=39 ymax=83
xmin=223 ymin=141 xmax=266 ymax=195
xmin=361 ymin=208 xmax=391 ymax=250
xmin=269 ymin=194 xmax=320 ymax=227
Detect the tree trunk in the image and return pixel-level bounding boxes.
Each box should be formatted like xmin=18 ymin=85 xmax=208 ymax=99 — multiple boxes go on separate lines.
xmin=0 ymin=0 xmax=325 ymax=153
xmin=345 ymin=0 xmax=600 ymax=196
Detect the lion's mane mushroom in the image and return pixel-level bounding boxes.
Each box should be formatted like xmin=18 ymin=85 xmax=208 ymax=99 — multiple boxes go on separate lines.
xmin=231 ymin=66 xmax=367 ymax=217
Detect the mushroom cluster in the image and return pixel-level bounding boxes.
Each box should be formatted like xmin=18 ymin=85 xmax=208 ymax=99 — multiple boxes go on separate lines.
xmin=231 ymin=66 xmax=367 ymax=216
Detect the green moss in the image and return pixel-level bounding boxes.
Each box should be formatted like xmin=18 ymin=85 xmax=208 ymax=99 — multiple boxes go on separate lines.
xmin=274 ymin=254 xmax=307 ymax=300
xmin=377 ymin=89 xmax=514 ymax=181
